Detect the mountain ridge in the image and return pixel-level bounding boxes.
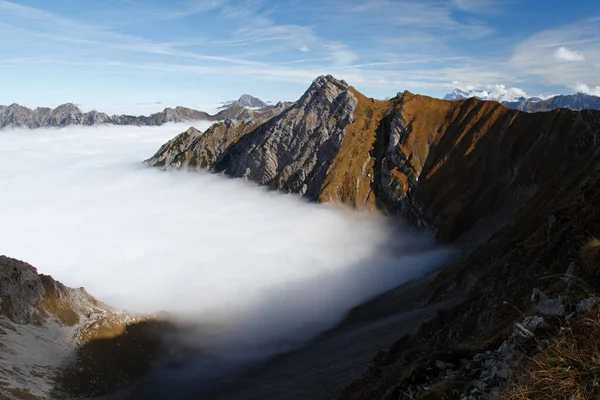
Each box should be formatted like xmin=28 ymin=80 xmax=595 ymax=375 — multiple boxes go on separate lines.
xmin=147 ymin=74 xmax=600 ymax=398
xmin=0 ymin=99 xmax=291 ymax=129
xmin=444 ymin=88 xmax=600 ymax=111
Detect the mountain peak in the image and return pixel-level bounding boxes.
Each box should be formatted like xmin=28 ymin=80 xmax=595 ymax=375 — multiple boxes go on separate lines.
xmin=237 ymin=94 xmax=268 ymax=108
xmin=217 ymin=94 xmax=269 ymax=110
xmin=53 ymin=102 xmax=81 ymax=113
xmin=310 ymin=75 xmax=349 ymax=91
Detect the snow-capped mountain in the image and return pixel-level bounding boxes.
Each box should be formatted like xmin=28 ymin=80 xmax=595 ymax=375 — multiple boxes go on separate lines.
xmin=443 ymin=88 xmax=600 ymax=112
xmin=443 ymin=88 xmax=536 ymax=103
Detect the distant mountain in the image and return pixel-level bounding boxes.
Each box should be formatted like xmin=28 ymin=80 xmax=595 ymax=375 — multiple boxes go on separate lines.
xmin=218 ymin=94 xmax=269 ymax=110
xmin=0 ymin=100 xmax=291 ymax=129
xmin=516 ymin=93 xmax=600 ymax=112
xmin=443 ymin=88 xmax=600 ymax=112
xmin=443 ymin=88 xmax=534 ymax=103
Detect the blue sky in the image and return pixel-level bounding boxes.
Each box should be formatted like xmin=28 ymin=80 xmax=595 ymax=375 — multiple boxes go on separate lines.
xmin=0 ymin=0 xmax=599 ymax=114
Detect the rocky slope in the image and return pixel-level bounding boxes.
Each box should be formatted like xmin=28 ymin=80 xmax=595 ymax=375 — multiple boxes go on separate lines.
xmin=0 ymin=100 xmax=291 ymax=129
xmin=0 ymin=255 xmax=180 ymax=400
xmin=445 ymin=88 xmax=600 ymax=112
xmin=148 ymin=74 xmax=600 ymax=398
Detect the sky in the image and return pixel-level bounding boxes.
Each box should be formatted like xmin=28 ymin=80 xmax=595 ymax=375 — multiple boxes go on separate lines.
xmin=0 ymin=0 xmax=599 ymax=113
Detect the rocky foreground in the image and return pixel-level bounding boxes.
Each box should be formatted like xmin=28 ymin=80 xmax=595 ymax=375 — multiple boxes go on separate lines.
xmin=0 ymin=256 xmax=186 ymax=399
xmin=147 ymin=75 xmax=600 ymax=398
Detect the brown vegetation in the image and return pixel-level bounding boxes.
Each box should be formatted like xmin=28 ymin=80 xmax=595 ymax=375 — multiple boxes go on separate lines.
xmin=53 ymin=319 xmax=180 ymax=398
xmin=505 ymin=307 xmax=600 ymax=400
xmin=319 ymin=88 xmax=391 ymax=208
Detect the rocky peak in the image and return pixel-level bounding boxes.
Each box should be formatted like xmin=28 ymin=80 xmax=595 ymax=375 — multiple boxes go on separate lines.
xmin=0 ymin=255 xmax=109 ymax=325
xmin=52 ymin=102 xmax=81 ymax=113
xmin=237 ymin=94 xmax=268 ymax=108
xmin=306 ymin=75 xmax=349 ymax=95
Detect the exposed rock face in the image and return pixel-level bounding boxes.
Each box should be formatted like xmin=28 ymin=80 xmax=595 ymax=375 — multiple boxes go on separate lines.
xmin=0 ymin=101 xmax=292 ymax=129
xmin=148 ymin=75 xmax=359 ymax=199
xmin=214 ymin=75 xmax=358 ymax=198
xmin=0 ymin=255 xmax=109 ymax=325
xmin=0 ymin=256 xmax=47 ymax=325
xmin=148 ymin=119 xmax=264 ymax=169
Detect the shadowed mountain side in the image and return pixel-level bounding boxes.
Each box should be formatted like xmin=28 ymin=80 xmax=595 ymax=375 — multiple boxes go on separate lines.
xmin=147 ymin=74 xmax=600 ymax=399
xmin=50 ymin=319 xmax=186 ymax=399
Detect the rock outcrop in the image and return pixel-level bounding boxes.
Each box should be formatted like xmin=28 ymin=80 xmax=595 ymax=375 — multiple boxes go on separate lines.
xmin=148 ymin=74 xmax=600 ymax=398
xmin=0 ymin=255 xmax=110 ymax=326
xmin=0 ymin=256 xmax=160 ymax=400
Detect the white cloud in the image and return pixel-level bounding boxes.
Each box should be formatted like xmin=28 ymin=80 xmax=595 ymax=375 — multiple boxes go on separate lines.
xmin=554 ymin=46 xmax=585 ymax=62
xmin=299 ymin=44 xmax=310 ymax=52
xmin=487 ymin=84 xmax=527 ymax=101
xmin=324 ymin=42 xmax=359 ymax=66
xmin=574 ymin=83 xmax=600 ymax=95
xmin=449 ymin=81 xmax=529 ymax=101
xmin=0 ymin=124 xmax=454 ymax=357
xmin=511 ymin=19 xmax=600 ymax=92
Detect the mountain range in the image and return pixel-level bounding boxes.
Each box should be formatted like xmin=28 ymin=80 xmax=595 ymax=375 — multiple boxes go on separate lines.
xmin=444 ymin=88 xmax=600 ymax=112
xmin=3 ymin=89 xmax=600 ymax=131
xmin=0 ymin=95 xmax=290 ymax=129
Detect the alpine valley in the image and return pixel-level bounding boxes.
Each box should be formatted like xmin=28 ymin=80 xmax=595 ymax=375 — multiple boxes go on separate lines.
xmin=2 ymin=75 xmax=600 ymax=400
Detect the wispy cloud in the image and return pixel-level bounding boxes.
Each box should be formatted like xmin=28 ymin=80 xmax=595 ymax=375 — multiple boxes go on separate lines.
xmin=575 ymin=83 xmax=600 ymax=96
xmin=554 ymin=46 xmax=585 ymax=62
xmin=0 ymin=0 xmax=598 ymax=109
xmin=511 ymin=18 xmax=600 ymax=92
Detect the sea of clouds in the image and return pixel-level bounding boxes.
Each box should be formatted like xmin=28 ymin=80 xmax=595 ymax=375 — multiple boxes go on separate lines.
xmin=0 ymin=123 xmax=455 ymax=357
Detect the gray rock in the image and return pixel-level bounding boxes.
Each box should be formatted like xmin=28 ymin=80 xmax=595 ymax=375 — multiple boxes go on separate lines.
xmin=435 ymin=360 xmax=448 ymax=370
xmin=531 ymin=288 xmax=564 ymax=316
xmin=214 ymin=75 xmax=358 ymax=199
xmin=147 ymin=75 xmax=358 ymax=200
xmin=0 ymin=100 xmax=293 ymax=129
xmin=0 ymin=255 xmax=111 ymax=325
xmin=0 ymin=256 xmax=46 ymax=324
xmin=576 ymin=297 xmax=600 ymax=313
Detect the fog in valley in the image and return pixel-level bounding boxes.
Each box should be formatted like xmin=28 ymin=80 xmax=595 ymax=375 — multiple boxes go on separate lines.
xmin=0 ymin=124 xmax=455 ymax=358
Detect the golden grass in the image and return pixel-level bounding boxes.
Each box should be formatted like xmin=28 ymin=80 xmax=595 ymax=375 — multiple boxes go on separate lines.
xmin=34 ymin=276 xmax=81 ymax=326
xmin=505 ymin=308 xmax=600 ymax=400
xmin=319 ymin=88 xmax=391 ymax=209
xmin=581 ymin=237 xmax=600 ymax=278
xmin=54 ymin=319 xmax=178 ymax=398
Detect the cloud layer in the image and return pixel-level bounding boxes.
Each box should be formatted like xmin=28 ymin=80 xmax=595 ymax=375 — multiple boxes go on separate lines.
xmin=0 ymin=124 xmax=454 ymax=356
